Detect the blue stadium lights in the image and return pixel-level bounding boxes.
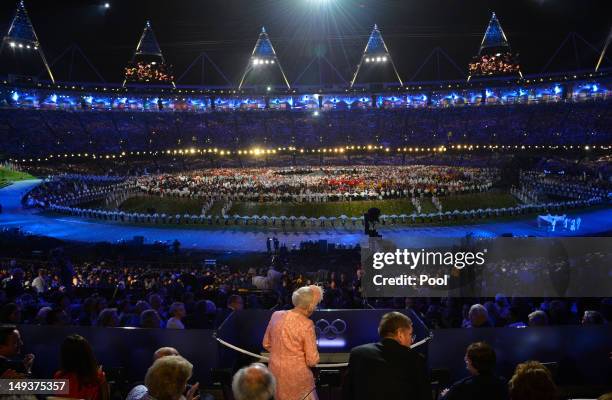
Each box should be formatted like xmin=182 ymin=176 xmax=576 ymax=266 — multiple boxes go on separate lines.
xmin=313 ymin=111 xmax=320 ymax=116
xmin=553 ymin=85 xmax=562 ymax=94
xmin=592 ymin=84 xmax=598 ymax=92
xmin=11 ymin=92 xmax=19 ymax=101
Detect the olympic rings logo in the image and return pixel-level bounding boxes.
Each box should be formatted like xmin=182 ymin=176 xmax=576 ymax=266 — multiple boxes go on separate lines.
xmin=315 ymin=319 xmax=347 ymax=340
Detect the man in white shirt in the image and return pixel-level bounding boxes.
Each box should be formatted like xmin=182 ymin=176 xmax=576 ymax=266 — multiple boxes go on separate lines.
xmin=31 ymin=269 xmax=47 ymax=294
xmin=166 ymin=302 xmax=186 ymax=329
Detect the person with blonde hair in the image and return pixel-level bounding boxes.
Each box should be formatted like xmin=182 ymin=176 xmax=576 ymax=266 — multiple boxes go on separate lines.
xmin=144 ymin=355 xmax=199 ymax=400
xmin=509 ymin=361 xmax=557 ymax=400
xmin=263 ymin=285 xmax=323 ymax=400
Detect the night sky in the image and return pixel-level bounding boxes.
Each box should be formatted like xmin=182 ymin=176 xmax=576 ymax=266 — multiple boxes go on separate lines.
xmin=0 ymin=0 xmax=609 ymax=85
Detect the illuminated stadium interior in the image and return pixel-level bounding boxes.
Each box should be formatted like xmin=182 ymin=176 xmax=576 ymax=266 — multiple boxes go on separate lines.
xmin=0 ymin=1 xmax=611 ymax=399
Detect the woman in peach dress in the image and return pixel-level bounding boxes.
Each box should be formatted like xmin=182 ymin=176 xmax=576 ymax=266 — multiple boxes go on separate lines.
xmin=263 ymin=285 xmax=323 ymax=400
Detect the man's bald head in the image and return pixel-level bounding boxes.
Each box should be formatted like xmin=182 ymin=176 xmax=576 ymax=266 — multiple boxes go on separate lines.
xmin=232 ymin=363 xmax=276 ymax=400
xmin=153 ymin=347 xmax=179 ymax=361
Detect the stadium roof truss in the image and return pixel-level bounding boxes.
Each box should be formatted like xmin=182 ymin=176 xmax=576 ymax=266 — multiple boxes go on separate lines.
xmin=238 ymin=27 xmax=291 ymax=90
xmin=350 ymin=24 xmax=403 ymax=88
xmin=0 ymin=0 xmax=55 ymax=83
xmin=123 ymin=20 xmax=176 ymax=88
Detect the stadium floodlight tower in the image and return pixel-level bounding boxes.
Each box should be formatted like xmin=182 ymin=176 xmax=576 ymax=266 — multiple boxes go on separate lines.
xmin=123 ymin=20 xmax=175 ymax=88
xmin=467 ymin=12 xmax=522 ymax=81
xmin=595 ymin=26 xmax=612 ymax=72
xmin=238 ymin=27 xmax=291 ymax=91
xmin=0 ymin=0 xmax=54 ymax=83
xmin=350 ymin=24 xmax=403 ymax=88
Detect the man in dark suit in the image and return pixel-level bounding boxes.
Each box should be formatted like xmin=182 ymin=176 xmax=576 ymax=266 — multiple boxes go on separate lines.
xmin=440 ymin=342 xmax=508 ymax=400
xmin=0 ymin=325 xmax=34 ymax=378
xmin=343 ymin=312 xmax=431 ymax=400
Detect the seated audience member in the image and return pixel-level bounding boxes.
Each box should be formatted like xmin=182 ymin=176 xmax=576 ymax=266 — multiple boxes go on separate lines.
xmin=527 ymin=310 xmax=549 ymax=327
xmin=0 ymin=303 xmax=21 ymax=324
xmin=53 ymin=334 xmax=108 ymax=400
xmin=343 ymin=311 xmax=430 ymax=400
xmin=126 ymin=347 xmax=181 ymax=400
xmin=509 ymin=361 xmax=558 ymax=400
xmin=440 ymin=342 xmax=508 ymax=400
xmin=154 ymin=347 xmax=180 ymax=360
xmin=31 ymin=269 xmax=48 ymax=294
xmin=468 ymin=304 xmax=492 ymax=328
xmin=184 ymin=300 xmax=216 ymax=329
xmin=140 ymin=309 xmax=162 ymax=329
xmin=144 ymin=355 xmax=199 ymax=400
xmin=215 ymin=295 xmax=244 ymax=327
xmin=166 ymin=302 xmax=186 ymax=329
xmin=97 ymin=308 xmax=119 ymax=327
xmin=582 ymin=310 xmax=605 ymax=325
xmin=0 ymin=325 xmax=34 ymax=378
xmin=232 ymin=363 xmax=276 ymax=400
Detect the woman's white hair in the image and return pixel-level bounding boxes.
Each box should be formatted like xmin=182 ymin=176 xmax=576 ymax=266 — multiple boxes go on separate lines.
xmin=145 ymin=355 xmax=193 ymax=400
xmin=292 ymin=285 xmax=323 ymax=309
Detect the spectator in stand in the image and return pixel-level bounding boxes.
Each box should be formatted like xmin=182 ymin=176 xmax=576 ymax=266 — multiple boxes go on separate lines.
xmin=126 ymin=347 xmax=180 ymax=400
xmin=97 ymin=308 xmax=119 ymax=327
xmin=232 ymin=363 xmax=276 ymax=400
xmin=0 ymin=303 xmax=21 ymax=324
xmin=54 ymin=334 xmax=108 ymax=400
xmin=509 ymin=361 xmax=558 ymax=400
xmin=263 ymin=285 xmax=323 ymax=400
xmin=3 ymin=268 xmax=24 ymax=299
xmin=166 ymin=302 xmax=186 ymax=329
xmin=582 ymin=310 xmax=605 ymax=325
xmin=528 ymin=310 xmax=549 ymax=327
xmin=215 ymin=295 xmax=244 ymax=327
xmin=467 ymin=304 xmax=492 ymax=328
xmin=31 ymin=269 xmax=47 ymax=294
xmin=184 ymin=300 xmax=216 ymax=329
xmin=343 ymin=312 xmax=430 ymax=400
xmin=144 ymin=355 xmax=199 ymax=400
xmin=0 ymin=326 xmax=34 ymax=378
xmin=440 ymin=342 xmax=508 ymax=400
xmin=140 ymin=309 xmax=162 ymax=329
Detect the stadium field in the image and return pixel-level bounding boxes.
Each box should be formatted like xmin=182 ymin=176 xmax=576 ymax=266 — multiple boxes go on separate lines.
xmin=88 ymin=191 xmax=519 ymax=219
xmin=0 ymin=167 xmax=35 ymax=189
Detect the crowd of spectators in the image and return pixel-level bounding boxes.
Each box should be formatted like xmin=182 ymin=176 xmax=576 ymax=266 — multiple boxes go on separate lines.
xmin=2 ymin=99 xmax=610 ymax=158
xmin=0 ymin=251 xmax=609 ymax=332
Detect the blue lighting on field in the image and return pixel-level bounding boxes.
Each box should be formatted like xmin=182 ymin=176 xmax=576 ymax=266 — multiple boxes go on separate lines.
xmin=49 ymin=94 xmax=57 ymax=103
xmin=553 ymin=85 xmax=562 ymax=95
xmin=317 ymin=338 xmax=346 ymax=348
xmin=519 ymin=89 xmax=527 ymax=96
xmin=11 ymin=92 xmax=19 ymax=101
xmin=83 ymin=96 xmax=93 ymax=104
xmin=485 ymin=89 xmax=493 ymax=98
xmin=592 ymin=84 xmax=598 ymax=92
xmin=422 ymin=94 xmax=427 ymax=101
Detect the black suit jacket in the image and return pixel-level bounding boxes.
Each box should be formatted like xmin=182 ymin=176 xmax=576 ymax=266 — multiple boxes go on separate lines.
xmin=343 ymin=338 xmax=431 ymax=400
xmin=441 ymin=374 xmax=508 ymax=400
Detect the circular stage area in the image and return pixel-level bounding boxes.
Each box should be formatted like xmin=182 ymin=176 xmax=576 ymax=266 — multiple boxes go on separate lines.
xmin=2 ymin=180 xmax=611 ymax=252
